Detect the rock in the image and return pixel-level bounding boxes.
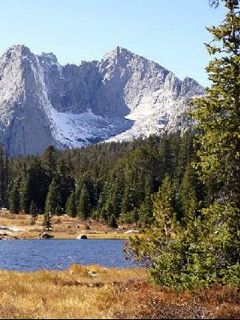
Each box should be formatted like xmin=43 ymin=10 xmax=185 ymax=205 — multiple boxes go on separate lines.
xmin=77 ymin=234 xmax=88 ymax=240
xmin=40 ymin=233 xmax=54 ymax=239
xmin=87 ymin=271 xmax=98 ymax=277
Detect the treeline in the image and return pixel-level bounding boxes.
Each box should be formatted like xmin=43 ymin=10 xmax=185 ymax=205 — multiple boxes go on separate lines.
xmin=0 ymin=129 xmax=206 ymax=227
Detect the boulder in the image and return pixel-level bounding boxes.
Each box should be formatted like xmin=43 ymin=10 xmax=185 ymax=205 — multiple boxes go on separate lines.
xmin=77 ymin=234 xmax=88 ymax=240
xmin=40 ymin=233 xmax=54 ymax=239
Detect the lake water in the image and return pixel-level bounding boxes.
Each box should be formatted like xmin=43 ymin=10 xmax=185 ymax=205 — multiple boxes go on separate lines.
xmin=0 ymin=239 xmax=137 ymax=271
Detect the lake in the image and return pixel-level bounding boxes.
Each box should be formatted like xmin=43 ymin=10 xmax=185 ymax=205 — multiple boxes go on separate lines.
xmin=0 ymin=239 xmax=137 ymax=271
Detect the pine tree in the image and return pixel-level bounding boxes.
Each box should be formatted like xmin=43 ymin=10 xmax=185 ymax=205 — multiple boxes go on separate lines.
xmin=193 ymin=0 xmax=240 ymax=203
xmin=0 ymin=145 xmax=5 ymax=207
xmin=178 ymin=164 xmax=198 ymax=224
xmin=108 ymin=214 xmax=118 ymax=228
xmin=55 ymin=204 xmax=62 ymax=216
xmin=138 ymin=182 xmax=153 ymax=225
xmin=129 ymin=176 xmax=180 ymax=287
xmin=8 ymin=179 xmax=20 ymax=214
xmin=77 ymin=185 xmax=91 ymax=220
xmin=20 ymin=159 xmax=49 ymax=213
xmin=55 ymin=159 xmax=75 ymax=209
xmin=66 ymin=191 xmax=77 ymax=217
xmin=191 ymin=0 xmax=240 ymax=285
xmin=29 ymin=201 xmax=38 ymax=225
xmin=44 ymin=178 xmax=61 ymax=215
xmin=42 ymin=145 xmax=57 ymax=179
xmin=43 ymin=211 xmax=53 ymax=231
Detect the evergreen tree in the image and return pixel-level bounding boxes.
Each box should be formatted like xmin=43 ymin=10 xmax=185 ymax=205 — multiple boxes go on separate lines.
xmin=108 ymin=214 xmax=118 ymax=228
xmin=55 ymin=159 xmax=75 ymax=209
xmin=44 ymin=178 xmax=61 ymax=215
xmin=129 ymin=176 xmax=180 ymax=287
xmin=0 ymin=145 xmax=5 ymax=207
xmin=20 ymin=159 xmax=49 ymax=213
xmin=77 ymin=185 xmax=91 ymax=220
xmin=138 ymin=182 xmax=153 ymax=225
xmin=178 ymin=164 xmax=198 ymax=224
xmin=29 ymin=201 xmax=38 ymax=225
xmin=43 ymin=211 xmax=53 ymax=231
xmin=191 ymin=0 xmax=240 ymax=284
xmin=55 ymin=204 xmax=62 ymax=216
xmin=8 ymin=179 xmax=20 ymax=214
xmin=42 ymin=145 xmax=57 ymax=179
xmin=66 ymin=191 xmax=77 ymax=217
xmin=193 ymin=0 xmax=240 ymax=206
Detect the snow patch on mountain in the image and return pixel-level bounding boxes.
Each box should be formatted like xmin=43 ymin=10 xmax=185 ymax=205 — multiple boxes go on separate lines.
xmin=0 ymin=45 xmax=204 ymax=156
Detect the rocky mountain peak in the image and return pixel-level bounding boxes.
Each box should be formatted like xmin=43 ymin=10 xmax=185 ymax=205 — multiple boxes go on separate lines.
xmin=0 ymin=45 xmax=204 ymax=156
xmin=4 ymin=44 xmax=32 ymax=58
xmin=102 ymin=46 xmax=133 ymax=61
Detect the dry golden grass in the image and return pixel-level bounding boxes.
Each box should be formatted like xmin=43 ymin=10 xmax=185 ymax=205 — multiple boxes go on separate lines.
xmin=0 ymin=265 xmax=146 ymax=319
xmin=0 ymin=265 xmax=239 ymax=319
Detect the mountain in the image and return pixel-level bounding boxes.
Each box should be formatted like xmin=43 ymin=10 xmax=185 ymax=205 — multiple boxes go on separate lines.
xmin=0 ymin=45 xmax=204 ymax=156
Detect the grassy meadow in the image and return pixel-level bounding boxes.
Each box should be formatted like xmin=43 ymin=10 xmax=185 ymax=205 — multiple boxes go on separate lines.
xmin=0 ymin=265 xmax=239 ymax=319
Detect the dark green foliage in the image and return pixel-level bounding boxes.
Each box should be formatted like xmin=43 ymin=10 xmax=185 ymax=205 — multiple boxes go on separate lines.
xmin=55 ymin=159 xmax=75 ymax=209
xmin=44 ymin=178 xmax=61 ymax=215
xmin=191 ymin=0 xmax=240 ymax=285
xmin=66 ymin=191 xmax=77 ymax=217
xmin=108 ymin=214 xmax=118 ymax=228
xmin=0 ymin=145 xmax=8 ymax=208
xmin=29 ymin=201 xmax=38 ymax=225
xmin=178 ymin=164 xmax=198 ymax=224
xmin=20 ymin=159 xmax=49 ymax=213
xmin=2 ymin=130 xmax=198 ymax=225
xmin=42 ymin=145 xmax=57 ymax=179
xmin=138 ymin=184 xmax=153 ymax=225
xmin=8 ymin=178 xmax=20 ymax=214
xmin=77 ymin=185 xmax=91 ymax=220
xmin=55 ymin=204 xmax=63 ymax=216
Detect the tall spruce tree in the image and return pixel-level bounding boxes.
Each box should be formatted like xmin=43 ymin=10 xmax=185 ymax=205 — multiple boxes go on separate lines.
xmin=43 ymin=211 xmax=53 ymax=231
xmin=193 ymin=0 xmax=240 ymax=206
xmin=8 ymin=179 xmax=20 ymax=214
xmin=178 ymin=164 xmax=198 ymax=224
xmin=77 ymin=185 xmax=91 ymax=220
xmin=29 ymin=201 xmax=38 ymax=225
xmin=191 ymin=0 xmax=240 ymax=285
xmin=44 ymin=178 xmax=61 ymax=215
xmin=193 ymin=5 xmax=240 ymax=222
xmin=66 ymin=191 xmax=77 ymax=217
xmin=129 ymin=176 xmax=180 ymax=286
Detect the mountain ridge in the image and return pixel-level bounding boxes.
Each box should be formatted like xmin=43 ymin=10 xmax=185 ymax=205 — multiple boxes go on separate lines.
xmin=0 ymin=44 xmax=204 ymax=156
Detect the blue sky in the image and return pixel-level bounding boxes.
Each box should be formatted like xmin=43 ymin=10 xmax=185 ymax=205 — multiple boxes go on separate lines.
xmin=0 ymin=0 xmax=226 ymax=86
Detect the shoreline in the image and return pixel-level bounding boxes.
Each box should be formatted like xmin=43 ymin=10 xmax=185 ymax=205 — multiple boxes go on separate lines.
xmin=0 ymin=232 xmax=135 ymax=240
xmin=0 ymin=211 xmax=140 ymax=241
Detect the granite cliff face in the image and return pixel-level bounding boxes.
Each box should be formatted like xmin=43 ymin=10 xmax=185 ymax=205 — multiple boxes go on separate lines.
xmin=0 ymin=45 xmax=204 ymax=156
